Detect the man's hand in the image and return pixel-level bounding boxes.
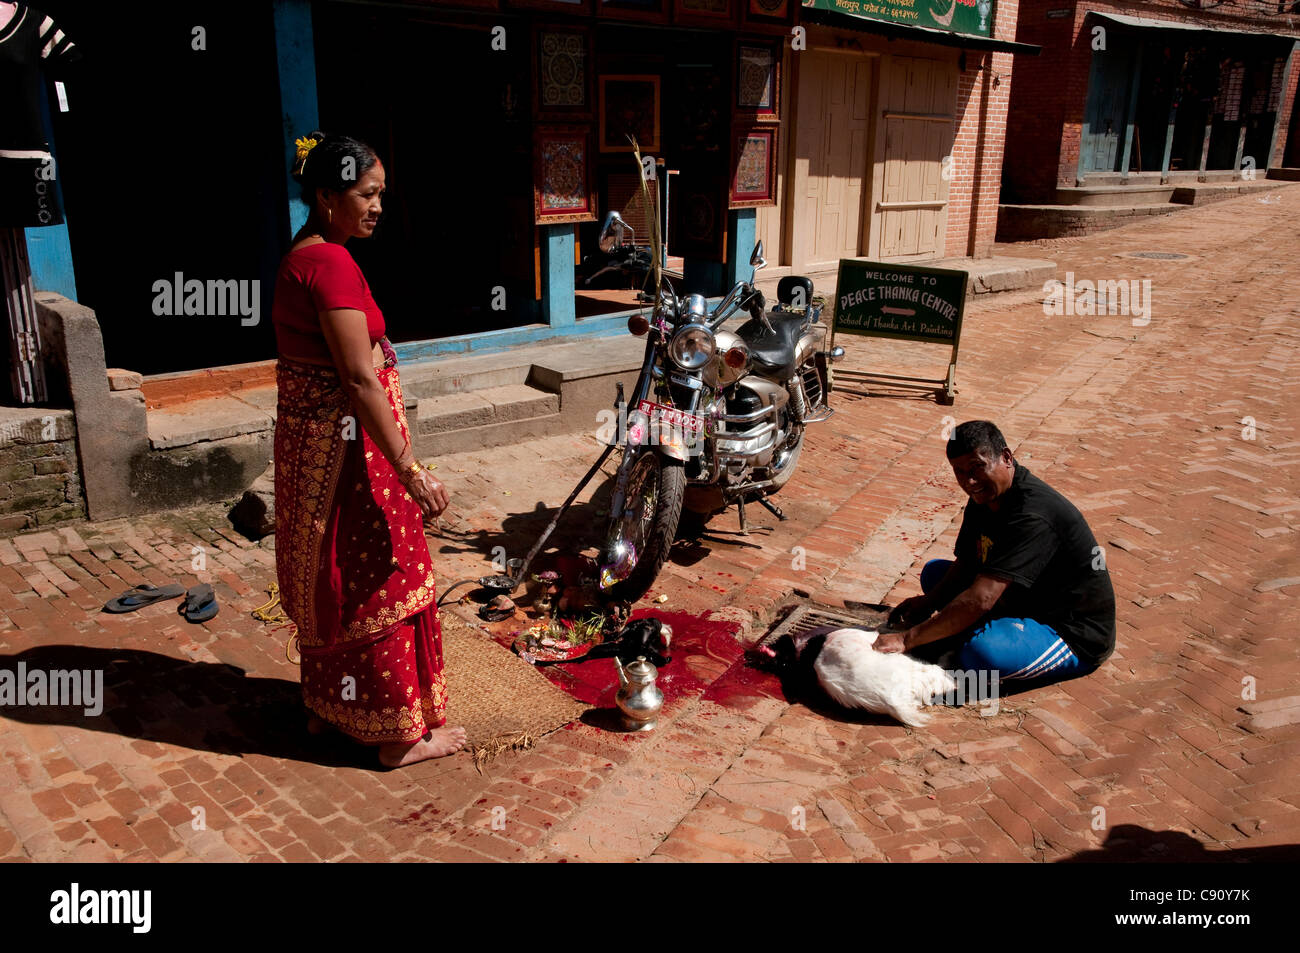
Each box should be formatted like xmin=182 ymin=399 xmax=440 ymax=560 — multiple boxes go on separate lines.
xmin=888 ymin=595 xmax=931 ymax=628
xmin=872 ymin=631 xmax=907 ymax=654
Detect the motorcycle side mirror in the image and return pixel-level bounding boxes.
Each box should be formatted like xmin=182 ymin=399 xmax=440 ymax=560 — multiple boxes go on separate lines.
xmin=750 ymin=241 xmax=767 ymax=271
xmin=598 ymin=211 xmax=628 ymax=254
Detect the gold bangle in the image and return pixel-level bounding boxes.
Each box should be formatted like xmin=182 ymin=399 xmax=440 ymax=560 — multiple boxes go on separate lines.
xmin=402 ymin=460 xmax=424 ymax=480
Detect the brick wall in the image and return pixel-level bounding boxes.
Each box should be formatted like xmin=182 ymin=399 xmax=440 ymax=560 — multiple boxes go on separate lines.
xmin=944 ymin=0 xmax=1018 ymax=255
xmin=1006 ymin=0 xmax=1300 ymax=200
xmin=0 ymin=411 xmax=85 ymax=534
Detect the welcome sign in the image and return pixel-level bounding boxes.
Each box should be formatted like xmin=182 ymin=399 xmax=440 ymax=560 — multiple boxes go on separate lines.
xmin=833 ymin=260 xmax=966 ymax=346
xmin=831 ymin=259 xmax=967 ymax=404
xmin=801 ymin=0 xmax=995 ymax=39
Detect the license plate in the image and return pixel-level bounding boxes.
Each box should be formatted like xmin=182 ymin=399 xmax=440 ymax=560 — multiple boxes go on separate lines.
xmin=637 ymin=399 xmax=704 ymax=434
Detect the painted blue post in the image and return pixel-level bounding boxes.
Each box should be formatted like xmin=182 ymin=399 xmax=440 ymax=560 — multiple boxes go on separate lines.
xmin=24 ymin=226 xmax=76 ymax=299
xmin=273 ymin=0 xmax=320 ymax=238
xmin=25 ymin=76 xmax=76 ymax=298
xmin=726 ymin=209 xmax=757 ymax=288
xmin=541 ymin=225 xmax=576 ymax=328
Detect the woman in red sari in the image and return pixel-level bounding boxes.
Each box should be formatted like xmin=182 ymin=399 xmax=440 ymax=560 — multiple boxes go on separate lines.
xmin=272 ymin=132 xmax=466 ymax=767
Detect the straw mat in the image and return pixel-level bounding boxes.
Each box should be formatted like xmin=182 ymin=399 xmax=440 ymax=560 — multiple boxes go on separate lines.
xmin=441 ymin=610 xmax=589 ymax=768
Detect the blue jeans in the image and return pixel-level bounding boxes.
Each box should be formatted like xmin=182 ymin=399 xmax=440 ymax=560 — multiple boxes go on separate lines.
xmin=916 ymin=559 xmax=1093 ymax=688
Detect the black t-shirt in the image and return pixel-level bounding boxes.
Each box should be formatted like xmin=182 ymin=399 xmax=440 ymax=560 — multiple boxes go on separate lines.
xmin=953 ymin=463 xmax=1116 ymax=667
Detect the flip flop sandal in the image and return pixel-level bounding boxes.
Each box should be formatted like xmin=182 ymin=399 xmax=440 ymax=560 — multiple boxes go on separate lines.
xmin=103 ymin=582 xmax=185 ymax=613
xmin=178 ymin=583 xmax=219 ymax=623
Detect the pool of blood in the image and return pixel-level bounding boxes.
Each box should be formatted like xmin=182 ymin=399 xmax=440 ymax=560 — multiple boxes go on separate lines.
xmin=490 ymin=608 xmax=785 ymax=712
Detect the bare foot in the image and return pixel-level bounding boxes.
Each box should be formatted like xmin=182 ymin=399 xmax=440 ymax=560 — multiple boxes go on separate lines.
xmin=378 ymin=725 xmax=468 ymax=768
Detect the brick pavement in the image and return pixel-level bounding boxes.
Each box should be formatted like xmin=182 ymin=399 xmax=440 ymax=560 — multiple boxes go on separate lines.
xmin=1 ymin=187 xmax=1298 ymax=862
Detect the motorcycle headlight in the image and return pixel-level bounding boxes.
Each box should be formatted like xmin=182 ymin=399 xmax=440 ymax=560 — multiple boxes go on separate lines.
xmin=669 ymin=324 xmax=715 ymax=371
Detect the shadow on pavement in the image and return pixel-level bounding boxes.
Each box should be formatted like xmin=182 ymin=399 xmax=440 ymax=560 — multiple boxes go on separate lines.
xmin=431 ymin=477 xmax=615 ymax=568
xmin=0 ymin=644 xmax=369 ymax=768
xmin=1058 ymin=824 xmax=1300 ymax=862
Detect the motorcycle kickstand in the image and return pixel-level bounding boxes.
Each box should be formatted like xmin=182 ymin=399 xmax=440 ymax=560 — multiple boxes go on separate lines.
xmin=737 ymin=497 xmax=749 ymax=536
xmin=757 ymin=497 xmax=787 ymax=521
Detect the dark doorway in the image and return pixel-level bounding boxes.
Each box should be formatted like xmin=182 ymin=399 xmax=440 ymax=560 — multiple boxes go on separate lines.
xmin=313 ymin=4 xmax=535 ymax=343
xmin=30 ymin=0 xmax=286 ymax=376
xmin=1131 ymin=41 xmax=1181 ymax=175
xmin=1168 ymin=45 xmax=1217 ymax=173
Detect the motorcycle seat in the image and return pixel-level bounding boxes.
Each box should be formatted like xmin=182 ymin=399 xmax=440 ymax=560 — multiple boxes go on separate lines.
xmin=737 ymin=312 xmax=804 ymax=379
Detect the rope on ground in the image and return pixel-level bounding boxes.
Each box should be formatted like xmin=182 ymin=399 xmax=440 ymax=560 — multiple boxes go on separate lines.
xmin=251 ymin=582 xmax=299 ymax=663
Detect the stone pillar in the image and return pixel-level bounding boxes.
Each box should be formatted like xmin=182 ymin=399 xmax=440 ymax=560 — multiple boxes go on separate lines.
xmin=34 ymin=292 xmax=150 ymax=520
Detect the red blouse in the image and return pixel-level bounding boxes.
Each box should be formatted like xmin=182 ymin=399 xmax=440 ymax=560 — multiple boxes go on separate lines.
xmin=272 ymin=242 xmax=386 ymax=363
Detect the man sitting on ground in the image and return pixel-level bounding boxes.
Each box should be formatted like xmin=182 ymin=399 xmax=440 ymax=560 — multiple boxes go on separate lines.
xmin=874 ymin=421 xmax=1115 ymax=690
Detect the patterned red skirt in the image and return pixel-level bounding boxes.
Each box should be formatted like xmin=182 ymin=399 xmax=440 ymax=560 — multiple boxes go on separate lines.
xmin=274 ymin=341 xmax=447 ymax=744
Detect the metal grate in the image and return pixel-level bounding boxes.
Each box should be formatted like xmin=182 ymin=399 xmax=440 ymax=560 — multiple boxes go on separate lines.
xmin=1121 ymin=251 xmax=1190 ymax=260
xmin=757 ymin=603 xmax=890 ymax=649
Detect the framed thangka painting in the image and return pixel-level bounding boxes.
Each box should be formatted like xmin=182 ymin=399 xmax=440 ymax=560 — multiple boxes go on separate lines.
xmin=536 ymin=27 xmax=591 ymax=119
xmin=534 ymin=125 xmax=597 ymax=224
xmin=729 ymin=125 xmax=777 ymax=207
xmin=744 ymin=0 xmax=791 ymax=23
xmin=599 ymin=75 xmax=661 ymax=153
xmin=676 ymin=65 xmax=726 ymax=157
xmin=736 ymin=41 xmax=779 ymax=121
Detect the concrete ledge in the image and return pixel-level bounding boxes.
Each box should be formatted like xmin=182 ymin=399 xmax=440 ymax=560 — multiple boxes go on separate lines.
xmin=141 ymin=359 xmax=277 ymax=410
xmin=1055 ymin=185 xmax=1176 ymax=206
xmin=417 ymin=392 xmax=497 ymax=435
xmin=1171 ymin=181 xmax=1293 ymax=206
xmin=423 ymin=413 xmax=566 ymax=456
xmin=997 ymin=203 xmax=1183 ymax=241
xmin=147 ymin=391 xmax=276 ymax=450
xmin=478 ymin=383 xmax=560 ymax=423
xmin=398 ymin=353 xmax=532 ymax=400
xmin=128 ymin=431 xmax=274 ymax=510
xmin=928 ymin=256 xmax=1057 ymax=297
xmin=0 ymin=407 xmax=75 ymax=449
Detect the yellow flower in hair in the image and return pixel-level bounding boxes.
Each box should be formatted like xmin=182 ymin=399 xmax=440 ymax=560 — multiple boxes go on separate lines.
xmin=294 ymin=136 xmax=318 ymax=173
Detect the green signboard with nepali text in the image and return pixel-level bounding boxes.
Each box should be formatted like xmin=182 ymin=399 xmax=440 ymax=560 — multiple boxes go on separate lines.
xmin=801 ymin=0 xmax=995 ymax=39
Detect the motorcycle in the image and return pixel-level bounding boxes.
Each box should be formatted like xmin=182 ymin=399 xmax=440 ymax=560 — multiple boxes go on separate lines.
xmin=597 ymin=222 xmax=845 ymax=604
xmin=580 ymin=211 xmax=654 ymax=290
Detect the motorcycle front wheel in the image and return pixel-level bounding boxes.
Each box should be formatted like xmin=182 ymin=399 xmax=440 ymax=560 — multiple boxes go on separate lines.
xmin=599 ymin=451 xmax=686 ymax=604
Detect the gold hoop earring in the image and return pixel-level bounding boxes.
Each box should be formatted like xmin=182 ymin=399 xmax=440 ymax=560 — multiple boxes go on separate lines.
xmin=327 ymin=207 xmax=333 ymax=226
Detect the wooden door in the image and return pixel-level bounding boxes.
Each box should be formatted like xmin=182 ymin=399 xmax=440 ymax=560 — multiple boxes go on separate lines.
xmin=1081 ymin=43 xmax=1133 ymax=175
xmin=877 ymin=55 xmax=955 ymax=260
xmin=791 ymin=50 xmax=872 ymax=272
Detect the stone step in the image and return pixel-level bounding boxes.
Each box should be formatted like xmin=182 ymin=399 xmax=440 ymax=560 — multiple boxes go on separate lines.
xmin=1054 ymin=185 xmax=1177 ymax=207
xmin=415 ymin=411 xmax=566 ymax=457
xmin=996 ymin=203 xmax=1183 ymax=241
xmin=1170 ymin=181 xmax=1292 ymax=206
xmin=413 ymin=383 xmax=564 ymax=456
xmin=416 ymin=383 xmax=559 ymax=436
xmin=398 ymin=352 xmax=534 ymax=400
